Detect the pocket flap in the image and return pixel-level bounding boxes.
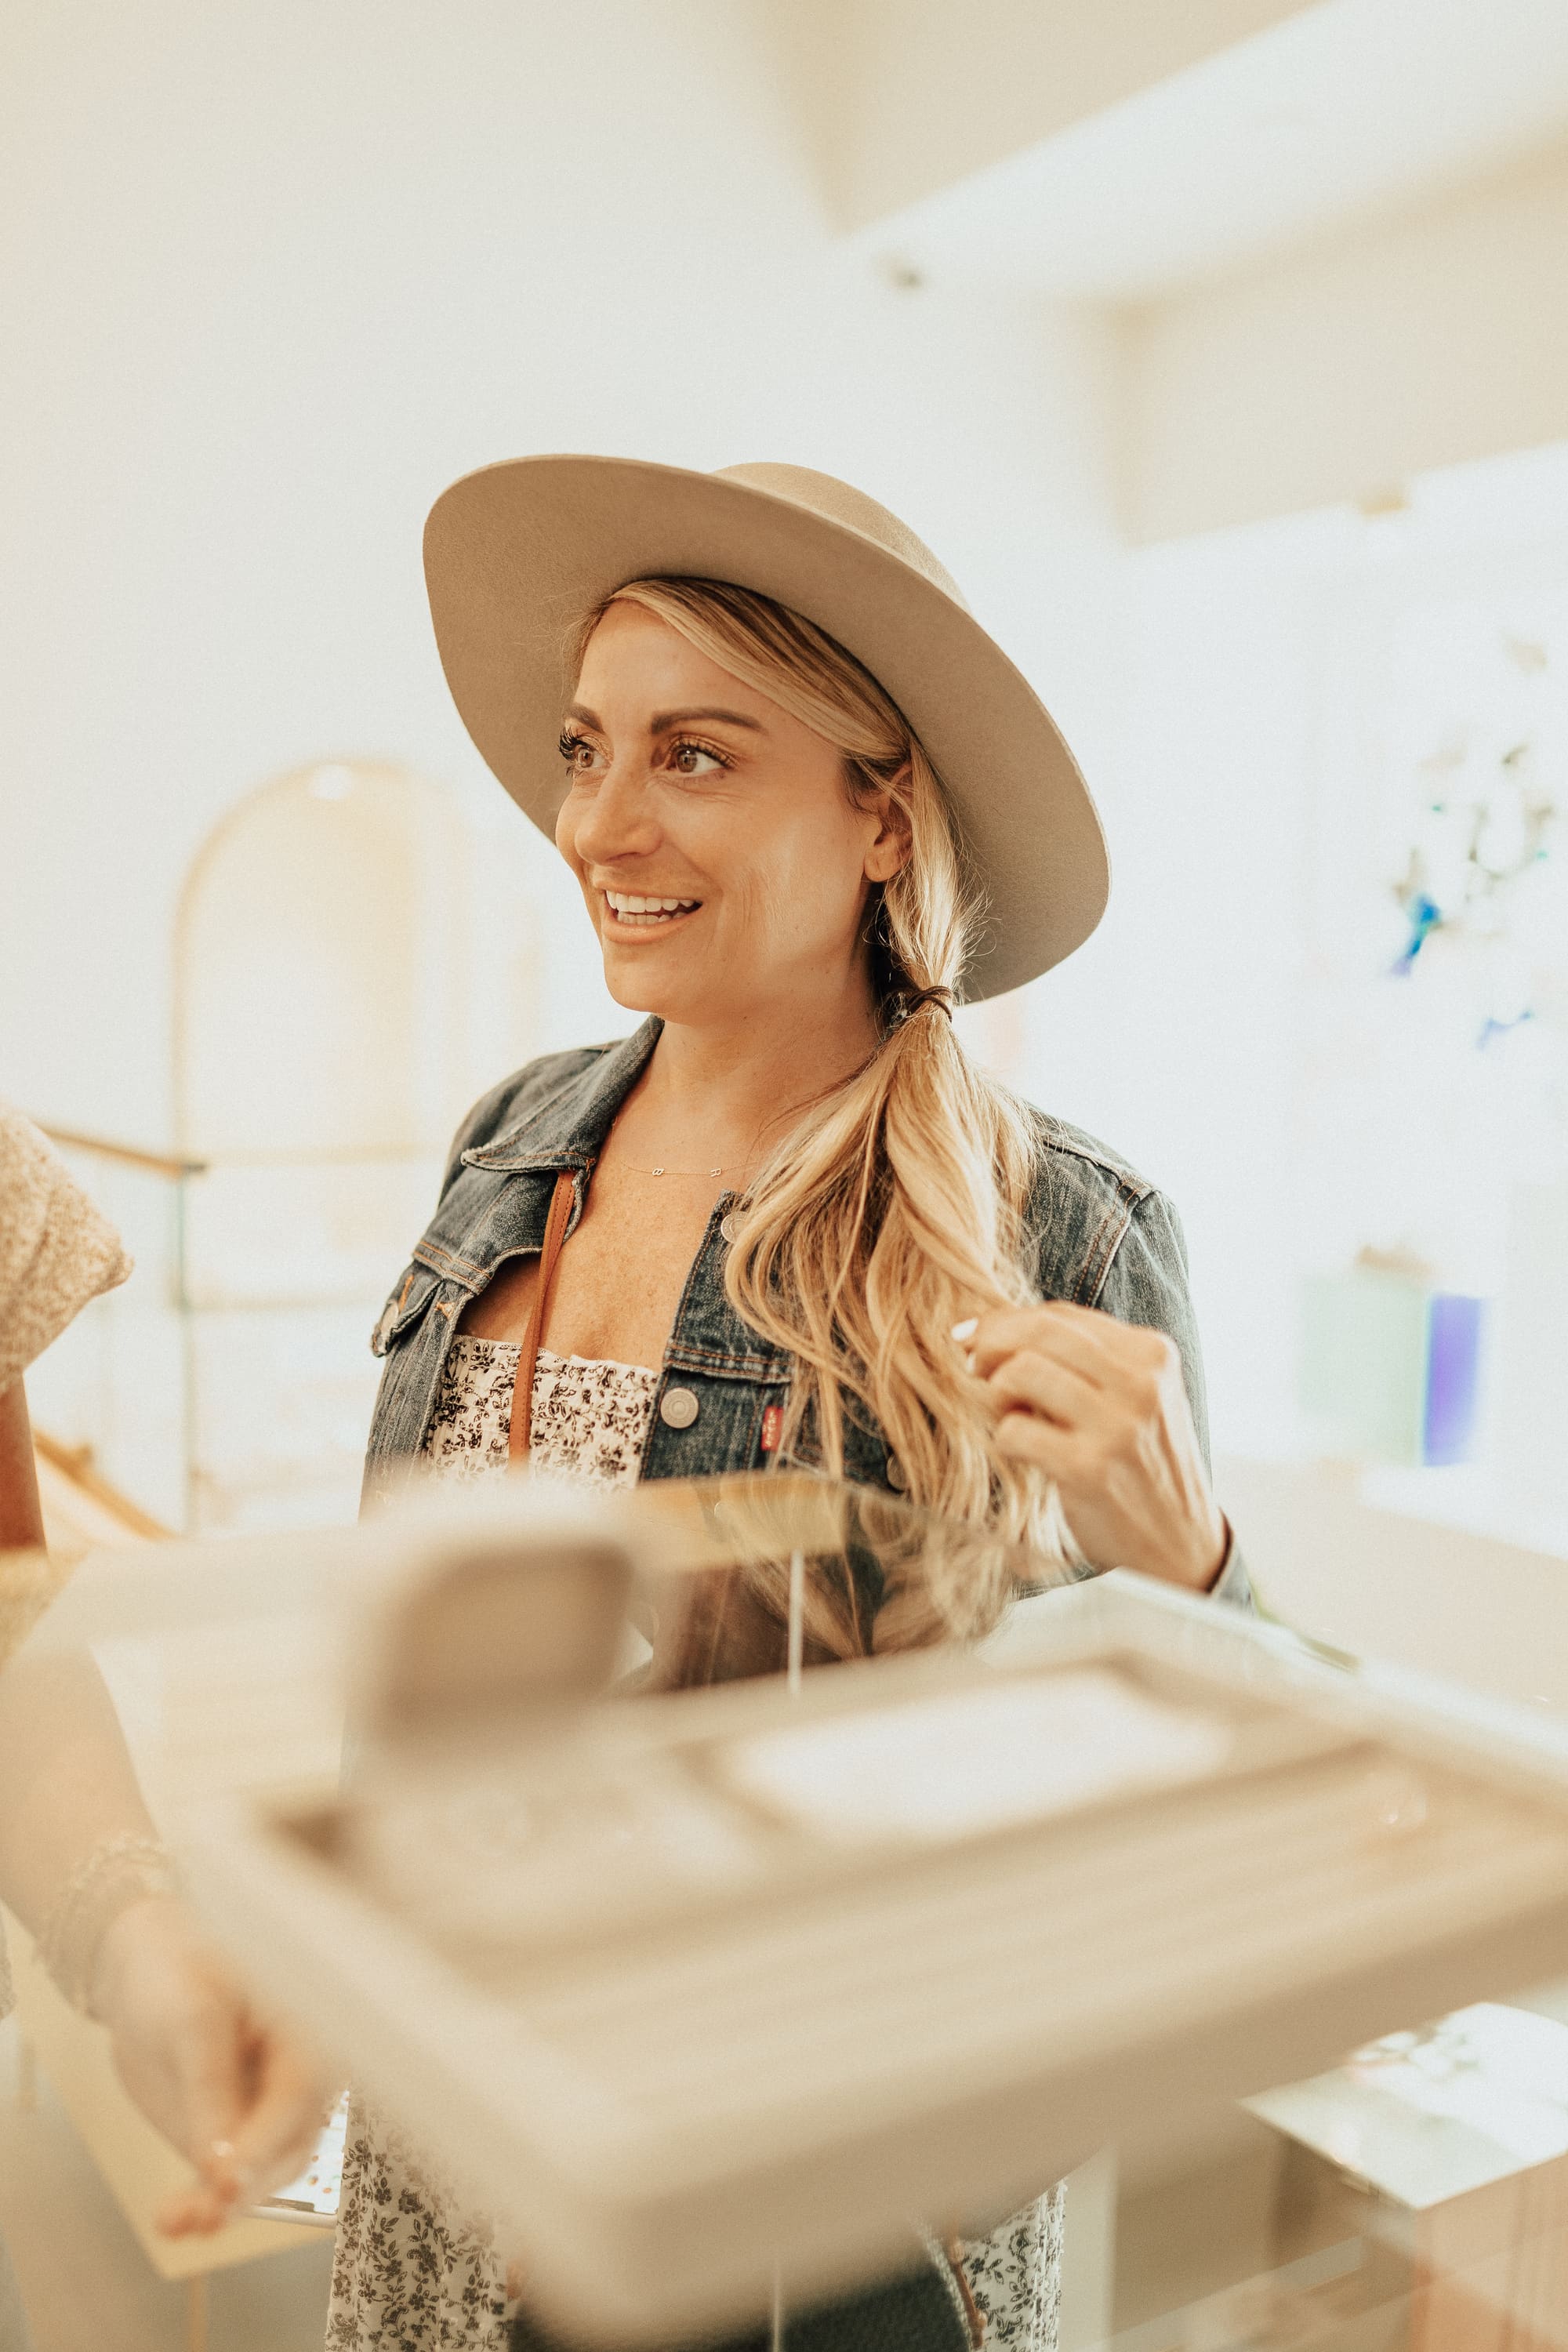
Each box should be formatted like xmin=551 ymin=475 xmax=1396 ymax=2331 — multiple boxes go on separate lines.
xmin=370 ymin=1262 xmax=441 ymax=1357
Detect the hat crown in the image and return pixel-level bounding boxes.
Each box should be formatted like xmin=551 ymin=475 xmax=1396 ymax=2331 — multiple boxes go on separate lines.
xmin=714 ymin=463 xmax=971 ymax=616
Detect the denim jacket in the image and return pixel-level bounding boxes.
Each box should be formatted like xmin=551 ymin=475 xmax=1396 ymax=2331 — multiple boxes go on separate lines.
xmin=363 ymin=1018 xmax=1250 ymax=1609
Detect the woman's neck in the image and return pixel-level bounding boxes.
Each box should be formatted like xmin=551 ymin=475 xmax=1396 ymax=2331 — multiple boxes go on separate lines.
xmin=625 ymin=994 xmax=882 ymax=1171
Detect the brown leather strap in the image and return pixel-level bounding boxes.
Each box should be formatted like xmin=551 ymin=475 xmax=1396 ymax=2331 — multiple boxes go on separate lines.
xmin=508 ymin=1169 xmax=578 ymax=1463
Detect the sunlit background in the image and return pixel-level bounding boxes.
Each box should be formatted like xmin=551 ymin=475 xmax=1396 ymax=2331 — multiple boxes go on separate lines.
xmin=8 ymin=0 xmax=1568 ymax=1555
xmin=5 ymin=3 xmax=1568 ymax=2339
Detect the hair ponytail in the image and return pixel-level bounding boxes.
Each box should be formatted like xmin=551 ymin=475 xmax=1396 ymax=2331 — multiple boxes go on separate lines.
xmin=579 ymin=579 xmax=1065 ymax=1646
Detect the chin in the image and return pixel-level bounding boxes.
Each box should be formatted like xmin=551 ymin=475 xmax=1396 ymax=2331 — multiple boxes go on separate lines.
xmin=598 ymin=956 xmax=724 ymax=1030
xmin=597 ymin=949 xmax=681 ymax=1021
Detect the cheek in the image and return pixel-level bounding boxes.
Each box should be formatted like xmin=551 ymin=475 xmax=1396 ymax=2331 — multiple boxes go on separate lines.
xmin=757 ymin=809 xmax=869 ymax=940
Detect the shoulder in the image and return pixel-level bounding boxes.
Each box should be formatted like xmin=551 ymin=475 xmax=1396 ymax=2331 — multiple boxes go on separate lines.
xmin=442 ymin=1044 xmax=613 ymax=1178
xmin=1017 ymin=1104 xmax=1189 ymax=1312
xmin=1026 ymin=1108 xmax=1156 ymax=1209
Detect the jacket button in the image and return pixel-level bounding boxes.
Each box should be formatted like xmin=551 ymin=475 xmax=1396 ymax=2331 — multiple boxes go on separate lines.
xmin=719 ymin=1212 xmax=738 ymax=1244
xmin=659 ymin=1386 xmax=700 ymax=1430
xmin=886 ymin=1453 xmax=908 ymax=1491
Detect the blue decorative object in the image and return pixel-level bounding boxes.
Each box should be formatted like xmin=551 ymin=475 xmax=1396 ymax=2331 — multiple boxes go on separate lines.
xmin=1390 ymin=889 xmax=1443 ymax=974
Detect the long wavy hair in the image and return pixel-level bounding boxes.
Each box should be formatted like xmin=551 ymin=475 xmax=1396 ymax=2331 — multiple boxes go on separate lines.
xmin=577 ymin=577 xmax=1063 ymax=1648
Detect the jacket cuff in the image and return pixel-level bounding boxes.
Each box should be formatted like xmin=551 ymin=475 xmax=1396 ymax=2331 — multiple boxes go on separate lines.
xmin=1203 ymin=1518 xmax=1256 ymax=1613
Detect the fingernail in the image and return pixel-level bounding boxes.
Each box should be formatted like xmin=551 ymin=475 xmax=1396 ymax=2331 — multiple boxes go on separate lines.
xmin=951 ymin=1317 xmax=978 ymax=1342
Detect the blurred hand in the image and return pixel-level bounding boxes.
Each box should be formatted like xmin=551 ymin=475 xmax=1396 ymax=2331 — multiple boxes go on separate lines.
xmin=961 ymin=1303 xmax=1228 ymax=1590
xmin=89 ymin=1895 xmax=328 ymax=2236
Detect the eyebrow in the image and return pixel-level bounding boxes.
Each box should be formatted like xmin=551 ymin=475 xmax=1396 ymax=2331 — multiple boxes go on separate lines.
xmin=566 ymin=702 xmax=766 ymax=735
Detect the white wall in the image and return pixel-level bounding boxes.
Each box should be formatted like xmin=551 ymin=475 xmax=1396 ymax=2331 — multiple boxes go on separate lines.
xmin=0 ymin=0 xmax=1127 ymax=1154
xmin=768 ymin=0 xmax=1318 ymax=231
xmin=1091 ymin=439 xmax=1568 ymax=1461
xmin=1126 ymin=139 xmax=1568 ymax=542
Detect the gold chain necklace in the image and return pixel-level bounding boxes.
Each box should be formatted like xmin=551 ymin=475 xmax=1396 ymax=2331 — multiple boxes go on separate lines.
xmin=622 ymin=1159 xmax=730 ymax=1178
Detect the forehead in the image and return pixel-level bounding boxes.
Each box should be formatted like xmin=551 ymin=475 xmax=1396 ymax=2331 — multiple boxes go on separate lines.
xmin=575 ymin=603 xmax=766 ymax=714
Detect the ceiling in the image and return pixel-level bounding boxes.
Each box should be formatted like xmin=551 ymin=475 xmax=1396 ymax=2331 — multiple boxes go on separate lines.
xmin=857 ymin=0 xmax=1568 ymax=303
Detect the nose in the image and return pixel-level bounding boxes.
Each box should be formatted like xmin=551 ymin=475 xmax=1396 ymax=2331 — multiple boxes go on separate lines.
xmin=565 ymin=757 xmax=662 ymax=869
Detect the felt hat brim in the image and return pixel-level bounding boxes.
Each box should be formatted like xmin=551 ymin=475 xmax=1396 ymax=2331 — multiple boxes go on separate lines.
xmin=423 ymin=455 xmax=1109 ymax=1002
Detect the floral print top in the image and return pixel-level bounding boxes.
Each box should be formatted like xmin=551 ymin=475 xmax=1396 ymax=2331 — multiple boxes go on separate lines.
xmin=419 ymin=1336 xmax=657 ymax=1490
xmin=328 ymin=1337 xmax=1060 ymax=2350
xmin=327 ymin=1340 xmax=654 ymax=2352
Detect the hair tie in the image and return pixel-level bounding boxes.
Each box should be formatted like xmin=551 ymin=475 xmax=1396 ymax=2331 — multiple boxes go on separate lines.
xmin=902 ymin=985 xmax=954 ymax=1020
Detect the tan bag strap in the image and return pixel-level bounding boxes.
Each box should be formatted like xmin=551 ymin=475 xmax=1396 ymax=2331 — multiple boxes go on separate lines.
xmin=508 ymin=1169 xmax=579 ymax=1462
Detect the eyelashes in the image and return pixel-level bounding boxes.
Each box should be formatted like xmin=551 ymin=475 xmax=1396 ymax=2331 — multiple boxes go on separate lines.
xmin=557 ymin=729 xmax=735 ymax=776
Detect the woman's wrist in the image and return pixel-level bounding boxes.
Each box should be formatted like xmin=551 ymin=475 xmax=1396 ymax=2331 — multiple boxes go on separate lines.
xmin=38 ymin=1831 xmax=181 ymax=2017
xmin=87 ymin=1889 xmax=191 ymax=2027
xmin=1146 ymin=1504 xmax=1231 ymax=1592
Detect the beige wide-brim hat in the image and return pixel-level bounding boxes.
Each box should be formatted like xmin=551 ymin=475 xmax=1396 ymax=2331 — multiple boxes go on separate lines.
xmin=423 ymin=456 xmax=1109 ymax=1001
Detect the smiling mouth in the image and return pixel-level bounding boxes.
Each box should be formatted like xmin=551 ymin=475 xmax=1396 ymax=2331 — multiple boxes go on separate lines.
xmin=601 ymin=890 xmax=702 ymax=929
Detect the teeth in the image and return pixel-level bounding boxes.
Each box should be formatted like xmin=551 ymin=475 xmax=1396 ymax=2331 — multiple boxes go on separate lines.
xmin=604 ymin=891 xmax=698 ymax=919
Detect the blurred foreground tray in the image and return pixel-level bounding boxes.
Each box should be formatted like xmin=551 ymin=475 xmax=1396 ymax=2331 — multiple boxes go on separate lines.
xmin=157 ymin=1481 xmax=1568 ymax=2345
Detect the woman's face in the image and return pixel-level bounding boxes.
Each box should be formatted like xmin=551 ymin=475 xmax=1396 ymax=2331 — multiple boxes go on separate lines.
xmin=556 ymin=602 xmax=908 ymax=1030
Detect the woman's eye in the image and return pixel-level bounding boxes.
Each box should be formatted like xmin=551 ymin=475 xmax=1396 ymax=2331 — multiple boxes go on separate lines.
xmin=558 ymin=730 xmax=602 ymax=775
xmin=670 ymin=740 xmax=727 ymax=776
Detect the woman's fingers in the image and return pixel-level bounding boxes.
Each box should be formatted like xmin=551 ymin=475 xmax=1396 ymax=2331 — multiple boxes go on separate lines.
xmin=982 ymin=1345 xmax=1097 ymax=1431
xmin=992 ymin=1408 xmax=1083 ymax=1476
xmin=154 ymin=2037 xmax=326 ymax=2238
xmin=146 ymin=2016 xmax=256 ymax=2238
xmin=962 ymin=1301 xmax=1156 ymax=1388
xmin=155 ymin=2176 xmax=240 ymax=2238
xmin=223 ymin=2033 xmax=328 ymax=2198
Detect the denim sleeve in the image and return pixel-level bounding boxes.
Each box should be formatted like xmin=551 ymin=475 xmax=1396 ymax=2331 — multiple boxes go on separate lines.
xmin=1094 ymin=1189 xmax=1255 ymax=1613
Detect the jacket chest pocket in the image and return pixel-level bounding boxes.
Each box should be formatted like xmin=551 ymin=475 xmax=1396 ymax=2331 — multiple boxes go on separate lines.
xmin=370 ymin=1261 xmax=446 ymax=1357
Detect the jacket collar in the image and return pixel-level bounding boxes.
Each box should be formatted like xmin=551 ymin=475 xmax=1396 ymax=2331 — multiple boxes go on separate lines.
xmin=459 ymin=1018 xmax=662 ymax=1171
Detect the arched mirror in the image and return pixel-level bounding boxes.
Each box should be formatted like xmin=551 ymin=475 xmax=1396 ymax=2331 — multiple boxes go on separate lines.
xmin=171 ymin=760 xmax=489 ymax=1530
xmin=175 ymin=759 xmax=468 ymax=1160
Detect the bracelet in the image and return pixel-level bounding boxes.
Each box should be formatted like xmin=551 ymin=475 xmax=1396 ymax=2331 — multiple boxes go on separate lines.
xmin=37 ymin=1833 xmax=180 ymax=2016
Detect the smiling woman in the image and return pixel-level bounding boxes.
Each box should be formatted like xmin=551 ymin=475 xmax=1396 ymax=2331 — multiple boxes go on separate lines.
xmin=332 ymin=458 xmax=1254 ymax=2352
xmin=559 ymin=590 xmax=906 ymax=1032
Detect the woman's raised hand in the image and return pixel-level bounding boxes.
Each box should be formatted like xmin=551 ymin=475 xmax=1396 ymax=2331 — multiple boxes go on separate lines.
xmin=89 ymin=1894 xmax=329 ymax=2237
xmin=957 ymin=1304 xmax=1229 ymax=1590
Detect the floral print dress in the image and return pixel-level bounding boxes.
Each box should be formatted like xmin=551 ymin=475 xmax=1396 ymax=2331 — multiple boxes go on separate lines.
xmin=327 ymin=1336 xmax=1062 ymax=2352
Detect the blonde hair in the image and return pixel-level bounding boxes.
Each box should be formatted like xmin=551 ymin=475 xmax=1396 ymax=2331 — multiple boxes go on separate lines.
xmin=580 ymin=578 xmax=1061 ymax=1648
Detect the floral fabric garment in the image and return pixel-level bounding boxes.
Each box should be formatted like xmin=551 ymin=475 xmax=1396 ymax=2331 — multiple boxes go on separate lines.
xmin=328 ymin=1339 xmax=1061 ymax=2350
xmin=326 ymin=1347 xmax=653 ymax=2350
xmin=326 ymin=2098 xmax=509 ymax=2352
xmin=418 ymin=1337 xmax=657 ymax=1490
xmin=955 ymin=2186 xmax=1064 ymax=2351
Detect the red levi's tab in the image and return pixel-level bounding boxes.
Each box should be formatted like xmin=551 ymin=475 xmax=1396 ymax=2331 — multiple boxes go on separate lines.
xmin=760 ymin=1404 xmax=783 ymax=1454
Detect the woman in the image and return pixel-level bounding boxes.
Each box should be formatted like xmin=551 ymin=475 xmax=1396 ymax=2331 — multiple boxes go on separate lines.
xmin=332 ymin=459 xmax=1250 ymax=2352
xmin=0 ymin=1105 xmax=325 ymax=2316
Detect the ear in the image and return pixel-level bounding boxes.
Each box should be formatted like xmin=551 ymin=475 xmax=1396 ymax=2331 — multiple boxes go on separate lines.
xmin=862 ymin=771 xmax=913 ymax=884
